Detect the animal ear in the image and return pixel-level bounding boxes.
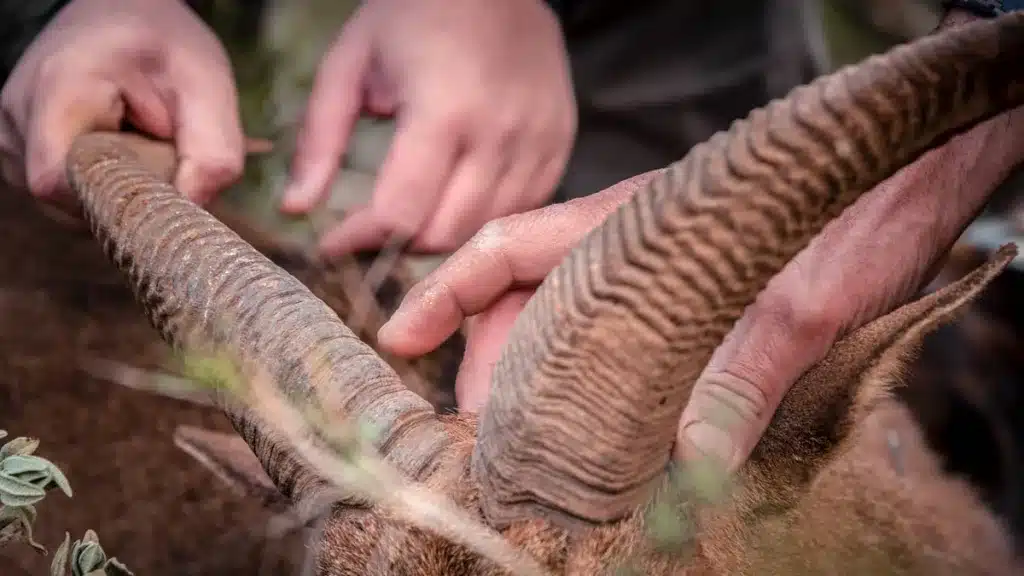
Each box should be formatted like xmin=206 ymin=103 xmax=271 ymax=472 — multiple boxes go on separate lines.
xmin=173 ymin=425 xmax=287 ymax=508
xmin=746 ymin=244 xmax=1017 ymax=507
xmin=847 ymin=243 xmax=1016 ymax=420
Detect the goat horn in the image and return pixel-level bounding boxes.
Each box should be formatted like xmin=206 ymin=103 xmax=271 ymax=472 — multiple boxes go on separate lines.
xmin=65 ymin=132 xmax=450 ymax=504
xmin=473 ymin=13 xmax=1024 ymax=529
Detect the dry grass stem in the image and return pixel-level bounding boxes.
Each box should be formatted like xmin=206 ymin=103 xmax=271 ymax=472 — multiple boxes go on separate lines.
xmin=185 ymin=350 xmax=549 ymax=576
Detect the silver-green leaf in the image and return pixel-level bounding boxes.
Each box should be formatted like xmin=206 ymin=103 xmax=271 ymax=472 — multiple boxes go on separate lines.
xmin=0 ymin=436 xmax=39 ymax=458
xmin=52 ymin=530 xmax=135 ymax=576
xmin=104 ymin=558 xmax=135 ymax=576
xmin=1 ymin=504 xmax=45 ymax=553
xmin=51 ymin=532 xmax=71 ymax=575
xmin=0 ymin=453 xmax=73 ymax=500
xmin=0 ymin=474 xmax=47 ymax=507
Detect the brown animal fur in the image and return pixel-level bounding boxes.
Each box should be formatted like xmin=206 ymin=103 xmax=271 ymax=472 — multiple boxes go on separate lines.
xmin=901 ymin=242 xmax=1024 ymax=545
xmin=178 ymin=245 xmax=1023 ymax=574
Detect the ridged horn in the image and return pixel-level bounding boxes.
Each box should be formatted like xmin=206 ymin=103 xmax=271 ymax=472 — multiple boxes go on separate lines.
xmin=473 ymin=13 xmax=1024 ymax=529
xmin=65 ymin=132 xmax=450 ymax=504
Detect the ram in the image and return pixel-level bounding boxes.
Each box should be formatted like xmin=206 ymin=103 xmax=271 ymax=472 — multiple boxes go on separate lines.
xmin=59 ymin=12 xmax=1024 ymax=575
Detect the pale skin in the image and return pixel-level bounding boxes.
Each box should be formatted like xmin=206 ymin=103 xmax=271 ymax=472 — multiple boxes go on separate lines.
xmin=377 ymin=8 xmax=1024 ymax=471
xmin=0 ymin=0 xmax=574 ymax=251
xmin=0 ymin=0 xmax=1016 ymax=470
xmin=0 ymin=0 xmax=245 ymax=219
xmin=280 ymin=0 xmax=577 ymax=254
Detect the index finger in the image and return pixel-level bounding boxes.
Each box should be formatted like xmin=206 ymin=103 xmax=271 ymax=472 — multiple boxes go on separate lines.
xmin=317 ymin=111 xmax=460 ymax=255
xmin=377 ymin=168 xmax=662 ymax=357
xmin=281 ymin=19 xmax=370 ymax=214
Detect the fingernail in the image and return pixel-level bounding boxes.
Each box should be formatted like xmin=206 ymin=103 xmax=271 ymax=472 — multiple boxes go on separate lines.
xmin=175 ymin=162 xmax=202 ymax=203
xmin=377 ymin=305 xmax=411 ymax=347
xmin=682 ymin=421 xmax=736 ymax=470
xmin=280 ymin=181 xmax=308 ymax=213
xmin=281 ymin=163 xmax=321 ymax=211
xmin=376 ymin=319 xmax=399 ymax=346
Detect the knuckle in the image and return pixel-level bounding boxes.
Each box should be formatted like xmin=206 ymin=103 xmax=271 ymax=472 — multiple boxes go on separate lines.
xmin=752 ymin=287 xmax=842 ymax=351
xmin=693 ymin=371 xmax=771 ymax=427
xmin=420 ymin=218 xmax=466 ymax=251
xmin=488 ymin=109 xmax=525 ymax=145
xmin=430 ymin=105 xmax=472 ymax=136
xmin=376 ymin=199 xmax=425 ymax=237
xmin=193 ymin=152 xmax=244 ymax=187
xmin=466 ymin=217 xmax=510 ymax=256
xmin=402 ymin=274 xmax=435 ymax=306
xmin=452 ymin=98 xmax=520 ymax=145
xmin=35 ymin=56 xmax=67 ymax=90
xmin=414 ymin=233 xmax=461 ymax=255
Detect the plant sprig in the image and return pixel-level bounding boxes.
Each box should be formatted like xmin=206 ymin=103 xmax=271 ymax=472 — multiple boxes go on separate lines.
xmin=51 ymin=530 xmax=134 ymax=576
xmin=0 ymin=429 xmax=73 ymax=553
xmin=180 ymin=349 xmax=550 ymax=576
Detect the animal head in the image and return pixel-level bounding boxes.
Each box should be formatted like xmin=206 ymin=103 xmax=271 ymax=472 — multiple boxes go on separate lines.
xmin=61 ymin=13 xmax=1024 ymax=575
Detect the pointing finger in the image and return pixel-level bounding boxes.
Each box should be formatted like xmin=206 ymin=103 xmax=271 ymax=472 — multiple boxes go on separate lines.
xmin=282 ymin=19 xmax=371 ymax=214
xmin=377 ymin=168 xmax=661 ymax=356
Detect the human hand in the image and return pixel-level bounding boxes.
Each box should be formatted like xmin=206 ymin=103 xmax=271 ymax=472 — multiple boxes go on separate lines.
xmin=0 ymin=0 xmax=244 ymax=219
xmin=377 ymin=169 xmax=661 ymax=410
xmin=377 ymin=96 xmax=1024 ymax=469
xmin=281 ymin=0 xmax=576 ymax=256
xmin=670 ymin=6 xmax=1024 ymax=471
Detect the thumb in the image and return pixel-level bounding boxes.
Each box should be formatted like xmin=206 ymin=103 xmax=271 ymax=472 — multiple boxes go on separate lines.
xmin=675 ymin=296 xmax=839 ymax=471
xmin=454 ymin=288 xmax=536 ymax=413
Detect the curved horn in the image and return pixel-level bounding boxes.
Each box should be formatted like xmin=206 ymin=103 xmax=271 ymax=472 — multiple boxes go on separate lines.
xmin=473 ymin=13 xmax=1024 ymax=529
xmin=65 ymin=132 xmax=450 ymax=504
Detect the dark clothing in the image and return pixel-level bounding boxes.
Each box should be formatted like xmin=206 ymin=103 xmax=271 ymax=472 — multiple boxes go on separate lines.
xmin=550 ymin=0 xmax=826 ymax=199
xmin=0 ymin=0 xmax=827 ymax=201
xmin=0 ymin=0 xmax=65 ymax=81
xmin=944 ymin=0 xmax=1024 ymax=15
